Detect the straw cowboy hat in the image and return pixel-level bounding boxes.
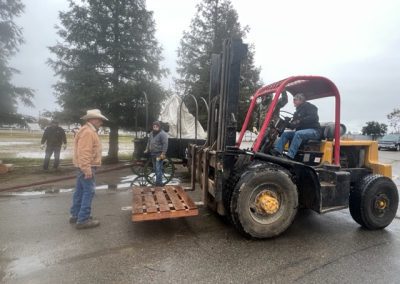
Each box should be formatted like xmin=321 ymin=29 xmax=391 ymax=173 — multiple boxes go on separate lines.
xmin=80 ymin=109 xmax=109 ymax=121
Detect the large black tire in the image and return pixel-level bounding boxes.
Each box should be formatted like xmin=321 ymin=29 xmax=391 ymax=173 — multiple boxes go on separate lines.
xmin=230 ymin=166 xmax=298 ymax=238
xmin=349 ymin=174 xmax=399 ymax=230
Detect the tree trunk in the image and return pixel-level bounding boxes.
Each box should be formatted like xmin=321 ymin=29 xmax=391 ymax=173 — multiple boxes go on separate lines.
xmin=107 ymin=125 xmax=119 ymax=163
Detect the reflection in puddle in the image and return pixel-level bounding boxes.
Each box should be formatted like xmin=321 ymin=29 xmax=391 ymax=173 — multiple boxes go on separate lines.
xmin=0 ymin=141 xmax=33 ymax=146
xmin=5 ymin=255 xmax=46 ymax=279
xmin=1 ymin=175 xmax=182 ymax=197
xmin=1 ymin=188 xmax=74 ymax=196
xmin=8 ymin=191 xmax=46 ymax=196
xmin=120 ymin=175 xmax=137 ymax=184
xmin=167 ymin=178 xmax=181 ymax=185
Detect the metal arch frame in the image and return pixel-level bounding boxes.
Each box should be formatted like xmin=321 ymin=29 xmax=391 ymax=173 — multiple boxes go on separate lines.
xmin=237 ymin=76 xmax=341 ymax=165
xmin=178 ymin=94 xmax=199 ymax=144
xmin=199 ymin=97 xmax=209 ymax=114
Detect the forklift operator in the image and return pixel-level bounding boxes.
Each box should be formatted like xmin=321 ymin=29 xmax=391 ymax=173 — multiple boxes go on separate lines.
xmin=271 ymin=93 xmax=320 ymax=159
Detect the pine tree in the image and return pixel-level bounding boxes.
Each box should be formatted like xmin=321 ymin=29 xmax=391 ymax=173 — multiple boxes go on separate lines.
xmin=387 ymin=108 xmax=400 ymax=133
xmin=48 ymin=0 xmax=167 ymax=162
xmin=175 ymin=0 xmax=261 ymax=127
xmin=0 ymin=0 xmax=34 ymax=125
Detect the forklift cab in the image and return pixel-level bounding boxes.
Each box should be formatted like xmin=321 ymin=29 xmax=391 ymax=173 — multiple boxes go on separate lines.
xmin=237 ymin=76 xmax=344 ymax=165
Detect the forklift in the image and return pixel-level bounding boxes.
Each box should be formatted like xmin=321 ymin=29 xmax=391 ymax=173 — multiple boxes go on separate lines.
xmin=132 ymin=39 xmax=398 ymax=239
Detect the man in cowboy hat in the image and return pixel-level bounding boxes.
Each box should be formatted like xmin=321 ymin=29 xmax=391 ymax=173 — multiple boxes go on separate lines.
xmin=69 ymin=109 xmax=108 ymax=229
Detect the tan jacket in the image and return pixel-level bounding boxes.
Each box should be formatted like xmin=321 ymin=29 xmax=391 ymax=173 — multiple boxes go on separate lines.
xmin=73 ymin=122 xmax=102 ymax=175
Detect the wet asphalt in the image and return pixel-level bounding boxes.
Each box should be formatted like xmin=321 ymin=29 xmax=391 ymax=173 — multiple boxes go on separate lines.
xmin=0 ymin=150 xmax=399 ymax=283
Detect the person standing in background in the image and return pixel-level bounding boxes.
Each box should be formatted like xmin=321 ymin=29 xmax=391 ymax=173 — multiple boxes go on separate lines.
xmin=144 ymin=121 xmax=168 ymax=186
xmin=41 ymin=120 xmax=67 ymax=170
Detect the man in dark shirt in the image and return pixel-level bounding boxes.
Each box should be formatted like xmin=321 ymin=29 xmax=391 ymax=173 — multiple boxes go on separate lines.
xmin=144 ymin=121 xmax=168 ymax=186
xmin=272 ymin=93 xmax=320 ymax=159
xmin=41 ymin=120 xmax=67 ymax=170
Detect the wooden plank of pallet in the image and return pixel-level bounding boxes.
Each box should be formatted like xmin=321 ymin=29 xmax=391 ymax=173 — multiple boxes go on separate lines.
xmin=174 ymin=186 xmax=197 ymax=209
xmin=133 ymin=207 xmax=198 ymax=222
xmin=132 ymin=185 xmax=198 ymax=222
xmin=143 ymin=188 xmax=158 ymax=213
xmin=132 ymin=187 xmax=143 ymax=214
xmin=154 ymin=188 xmax=170 ymax=212
xmin=165 ymin=186 xmax=185 ymax=210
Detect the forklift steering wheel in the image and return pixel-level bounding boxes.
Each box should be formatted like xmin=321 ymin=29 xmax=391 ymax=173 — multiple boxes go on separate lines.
xmin=279 ymin=110 xmax=293 ymax=122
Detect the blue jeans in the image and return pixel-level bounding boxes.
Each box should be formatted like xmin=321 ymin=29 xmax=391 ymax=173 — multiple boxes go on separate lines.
xmin=151 ymin=155 xmax=163 ymax=186
xmin=70 ymin=168 xmax=96 ymax=223
xmin=274 ymin=129 xmax=320 ymax=159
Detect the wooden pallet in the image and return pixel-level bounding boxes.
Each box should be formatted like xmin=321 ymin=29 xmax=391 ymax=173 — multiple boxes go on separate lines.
xmin=132 ymin=185 xmax=198 ymax=221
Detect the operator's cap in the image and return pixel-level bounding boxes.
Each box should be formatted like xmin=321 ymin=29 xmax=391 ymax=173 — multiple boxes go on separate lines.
xmin=152 ymin=121 xmax=161 ymax=127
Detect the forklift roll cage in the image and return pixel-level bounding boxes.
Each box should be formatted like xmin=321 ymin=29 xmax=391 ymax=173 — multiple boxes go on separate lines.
xmin=237 ymin=76 xmax=341 ymax=164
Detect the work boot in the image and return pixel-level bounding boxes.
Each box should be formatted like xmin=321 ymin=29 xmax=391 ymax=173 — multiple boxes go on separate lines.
xmin=269 ymin=149 xmax=282 ymax=157
xmin=283 ymin=154 xmax=294 ymax=160
xmin=70 ymin=216 xmax=92 ymax=224
xmin=76 ymin=218 xmax=100 ymax=229
xmin=69 ymin=216 xmax=78 ymax=224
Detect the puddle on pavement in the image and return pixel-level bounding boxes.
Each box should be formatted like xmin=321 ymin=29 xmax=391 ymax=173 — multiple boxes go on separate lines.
xmin=0 ymin=188 xmax=75 ymax=197
xmin=1 ymin=150 xmax=133 ymax=159
xmin=4 ymin=255 xmax=46 ymax=280
xmin=1 ymin=175 xmax=182 ymax=197
xmin=0 ymin=141 xmax=33 ymax=146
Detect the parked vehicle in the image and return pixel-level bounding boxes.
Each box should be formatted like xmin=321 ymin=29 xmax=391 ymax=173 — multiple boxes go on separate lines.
xmin=378 ymin=134 xmax=400 ymax=151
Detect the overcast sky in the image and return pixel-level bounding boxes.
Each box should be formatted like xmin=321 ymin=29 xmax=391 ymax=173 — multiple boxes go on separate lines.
xmin=10 ymin=0 xmax=400 ymax=132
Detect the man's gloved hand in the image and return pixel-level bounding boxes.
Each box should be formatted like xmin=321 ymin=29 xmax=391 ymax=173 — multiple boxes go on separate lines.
xmin=143 ymin=149 xmax=148 ymax=154
xmin=63 ymin=144 xmax=67 ymax=150
xmin=40 ymin=144 xmax=45 ymax=150
xmin=159 ymin=153 xmax=166 ymax=160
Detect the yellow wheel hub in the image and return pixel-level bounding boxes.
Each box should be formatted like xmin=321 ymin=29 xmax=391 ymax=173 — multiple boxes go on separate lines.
xmin=256 ymin=191 xmax=280 ymax=214
xmin=376 ymin=199 xmax=387 ymax=210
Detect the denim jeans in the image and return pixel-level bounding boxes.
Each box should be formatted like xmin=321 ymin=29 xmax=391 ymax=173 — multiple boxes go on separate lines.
xmin=274 ymin=129 xmax=320 ymax=159
xmin=70 ymin=168 xmax=96 ymax=223
xmin=151 ymin=155 xmax=163 ymax=186
xmin=43 ymin=145 xmax=61 ymax=169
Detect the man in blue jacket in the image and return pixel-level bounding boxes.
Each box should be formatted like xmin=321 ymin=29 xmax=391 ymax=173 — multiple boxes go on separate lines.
xmin=145 ymin=121 xmax=168 ymax=186
xmin=271 ymin=93 xmax=320 ymax=160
